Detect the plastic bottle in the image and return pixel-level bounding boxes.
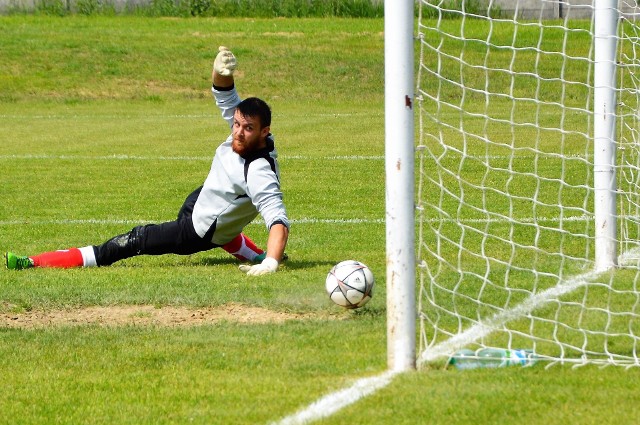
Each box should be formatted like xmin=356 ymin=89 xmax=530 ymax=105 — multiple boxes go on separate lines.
xmin=448 ymin=348 xmax=479 ymax=370
xmin=448 ymin=348 xmax=538 ymax=370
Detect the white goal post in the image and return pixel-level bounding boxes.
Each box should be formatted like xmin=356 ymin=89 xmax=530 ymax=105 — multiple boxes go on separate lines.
xmin=385 ymin=0 xmax=416 ymax=371
xmin=384 ymin=0 xmax=640 ymax=369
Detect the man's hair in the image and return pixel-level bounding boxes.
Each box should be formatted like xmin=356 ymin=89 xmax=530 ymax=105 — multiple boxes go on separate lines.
xmin=237 ymin=97 xmax=272 ymax=128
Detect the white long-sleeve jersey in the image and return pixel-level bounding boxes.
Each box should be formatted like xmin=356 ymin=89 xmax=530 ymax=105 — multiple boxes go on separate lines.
xmin=191 ymin=86 xmax=289 ymax=245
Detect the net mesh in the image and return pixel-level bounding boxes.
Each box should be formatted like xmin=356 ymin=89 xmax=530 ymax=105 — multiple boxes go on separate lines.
xmin=416 ymin=0 xmax=640 ymax=367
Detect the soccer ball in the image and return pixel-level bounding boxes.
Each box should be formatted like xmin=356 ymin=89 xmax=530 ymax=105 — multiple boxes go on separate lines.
xmin=325 ymin=260 xmax=374 ymax=309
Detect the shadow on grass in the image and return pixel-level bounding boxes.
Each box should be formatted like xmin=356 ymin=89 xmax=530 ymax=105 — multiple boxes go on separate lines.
xmin=194 ymin=256 xmax=337 ymax=270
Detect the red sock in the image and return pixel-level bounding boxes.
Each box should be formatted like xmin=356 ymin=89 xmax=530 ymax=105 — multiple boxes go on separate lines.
xmin=222 ymin=233 xmax=264 ymax=262
xmin=31 ymin=248 xmax=84 ymax=268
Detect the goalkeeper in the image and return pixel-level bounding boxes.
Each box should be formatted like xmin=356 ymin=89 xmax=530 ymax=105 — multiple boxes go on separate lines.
xmin=5 ymin=47 xmax=290 ymax=276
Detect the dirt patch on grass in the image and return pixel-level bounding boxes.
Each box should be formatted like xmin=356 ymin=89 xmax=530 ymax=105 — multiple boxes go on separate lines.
xmin=1 ymin=303 xmax=323 ymax=329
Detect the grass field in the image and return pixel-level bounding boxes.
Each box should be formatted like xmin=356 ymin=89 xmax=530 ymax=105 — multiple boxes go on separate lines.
xmin=1 ymin=16 xmax=640 ymax=425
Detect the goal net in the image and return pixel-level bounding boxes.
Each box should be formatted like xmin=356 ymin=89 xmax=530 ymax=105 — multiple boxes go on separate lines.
xmin=416 ymin=0 xmax=640 ymax=367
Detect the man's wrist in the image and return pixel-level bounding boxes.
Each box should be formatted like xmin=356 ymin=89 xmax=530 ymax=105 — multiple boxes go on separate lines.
xmin=212 ymin=83 xmax=234 ymax=91
xmin=262 ymin=256 xmax=279 ymax=271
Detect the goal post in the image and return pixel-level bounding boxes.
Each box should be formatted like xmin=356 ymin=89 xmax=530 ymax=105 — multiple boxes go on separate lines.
xmin=414 ymin=0 xmax=640 ymax=368
xmin=384 ymin=0 xmax=416 ymax=371
xmin=593 ymin=0 xmax=618 ymax=272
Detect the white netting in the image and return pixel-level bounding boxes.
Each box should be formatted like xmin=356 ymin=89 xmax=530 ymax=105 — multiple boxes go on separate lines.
xmin=416 ymin=0 xmax=640 ymax=367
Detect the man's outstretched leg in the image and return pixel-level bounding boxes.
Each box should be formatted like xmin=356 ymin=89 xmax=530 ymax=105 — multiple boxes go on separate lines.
xmin=5 ymin=217 xmax=215 ymax=270
xmin=5 ymin=247 xmax=95 ymax=270
xmin=4 ymin=225 xmax=150 ymax=270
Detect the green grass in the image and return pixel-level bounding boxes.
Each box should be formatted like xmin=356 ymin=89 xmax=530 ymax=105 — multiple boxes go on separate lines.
xmin=1 ymin=15 xmax=640 ymax=425
xmin=0 ymin=322 xmax=387 ymax=424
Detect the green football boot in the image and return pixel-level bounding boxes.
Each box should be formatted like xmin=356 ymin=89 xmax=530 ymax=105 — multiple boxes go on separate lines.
xmin=4 ymin=252 xmax=34 ymax=270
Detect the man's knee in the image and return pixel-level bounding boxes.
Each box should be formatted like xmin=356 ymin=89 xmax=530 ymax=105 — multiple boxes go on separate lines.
xmin=94 ymin=219 xmax=214 ymax=266
xmin=94 ymin=225 xmax=146 ymax=266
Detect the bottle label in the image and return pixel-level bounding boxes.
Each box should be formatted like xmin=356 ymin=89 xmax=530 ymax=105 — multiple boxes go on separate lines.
xmin=508 ymin=349 xmax=537 ymax=366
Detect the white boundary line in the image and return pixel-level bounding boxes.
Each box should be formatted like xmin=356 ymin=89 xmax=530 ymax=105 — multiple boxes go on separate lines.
xmin=0 ymin=153 xmax=590 ymax=161
xmin=270 ymin=370 xmax=400 ymax=425
xmin=0 ymin=215 xmax=596 ymax=227
xmin=0 ymin=154 xmax=385 ymax=161
xmin=0 ymin=112 xmax=380 ymax=120
xmin=0 ymin=218 xmax=386 ymax=226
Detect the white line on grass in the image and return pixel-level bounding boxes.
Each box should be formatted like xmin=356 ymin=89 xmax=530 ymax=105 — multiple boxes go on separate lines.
xmin=0 ymin=215 xmax=596 ymax=227
xmin=0 ymin=112 xmax=380 ymax=120
xmin=0 ymin=154 xmax=208 ymax=161
xmin=0 ymin=153 xmax=593 ymax=161
xmin=0 ymin=218 xmax=386 ymax=226
xmin=0 ymin=154 xmax=384 ymax=161
xmin=0 ymin=114 xmax=215 ymax=119
xmin=0 ymin=215 xmax=598 ymax=227
xmin=270 ymin=370 xmax=400 ymax=425
xmin=1 ymin=154 xmax=212 ymax=161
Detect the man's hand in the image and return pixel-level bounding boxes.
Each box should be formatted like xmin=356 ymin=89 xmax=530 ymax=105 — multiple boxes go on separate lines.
xmin=213 ymin=46 xmax=237 ymax=77
xmin=239 ymin=257 xmax=279 ymax=276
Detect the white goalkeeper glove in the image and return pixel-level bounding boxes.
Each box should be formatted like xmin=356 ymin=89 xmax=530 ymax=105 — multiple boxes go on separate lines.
xmin=239 ymin=257 xmax=279 ymax=276
xmin=213 ymin=46 xmax=237 ymax=77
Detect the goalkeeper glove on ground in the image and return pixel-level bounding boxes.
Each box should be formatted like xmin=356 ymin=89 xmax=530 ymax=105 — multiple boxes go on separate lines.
xmin=239 ymin=257 xmax=279 ymax=276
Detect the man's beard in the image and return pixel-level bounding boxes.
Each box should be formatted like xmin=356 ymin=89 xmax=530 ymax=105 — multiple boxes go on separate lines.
xmin=232 ymin=138 xmax=248 ymax=156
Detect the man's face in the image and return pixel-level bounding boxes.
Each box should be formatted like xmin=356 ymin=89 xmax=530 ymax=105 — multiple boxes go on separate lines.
xmin=232 ymin=110 xmax=270 ymax=157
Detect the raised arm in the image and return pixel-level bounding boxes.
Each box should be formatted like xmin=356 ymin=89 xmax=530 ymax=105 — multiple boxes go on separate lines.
xmin=212 ymin=46 xmax=235 ymax=88
xmin=212 ymin=46 xmax=240 ymax=128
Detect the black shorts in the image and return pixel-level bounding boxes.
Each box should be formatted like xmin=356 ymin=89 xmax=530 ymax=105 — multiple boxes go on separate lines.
xmin=93 ymin=186 xmax=217 ymax=266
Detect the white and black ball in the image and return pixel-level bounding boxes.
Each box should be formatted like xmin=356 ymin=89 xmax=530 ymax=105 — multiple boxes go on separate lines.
xmin=325 ymin=260 xmax=374 ymax=309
